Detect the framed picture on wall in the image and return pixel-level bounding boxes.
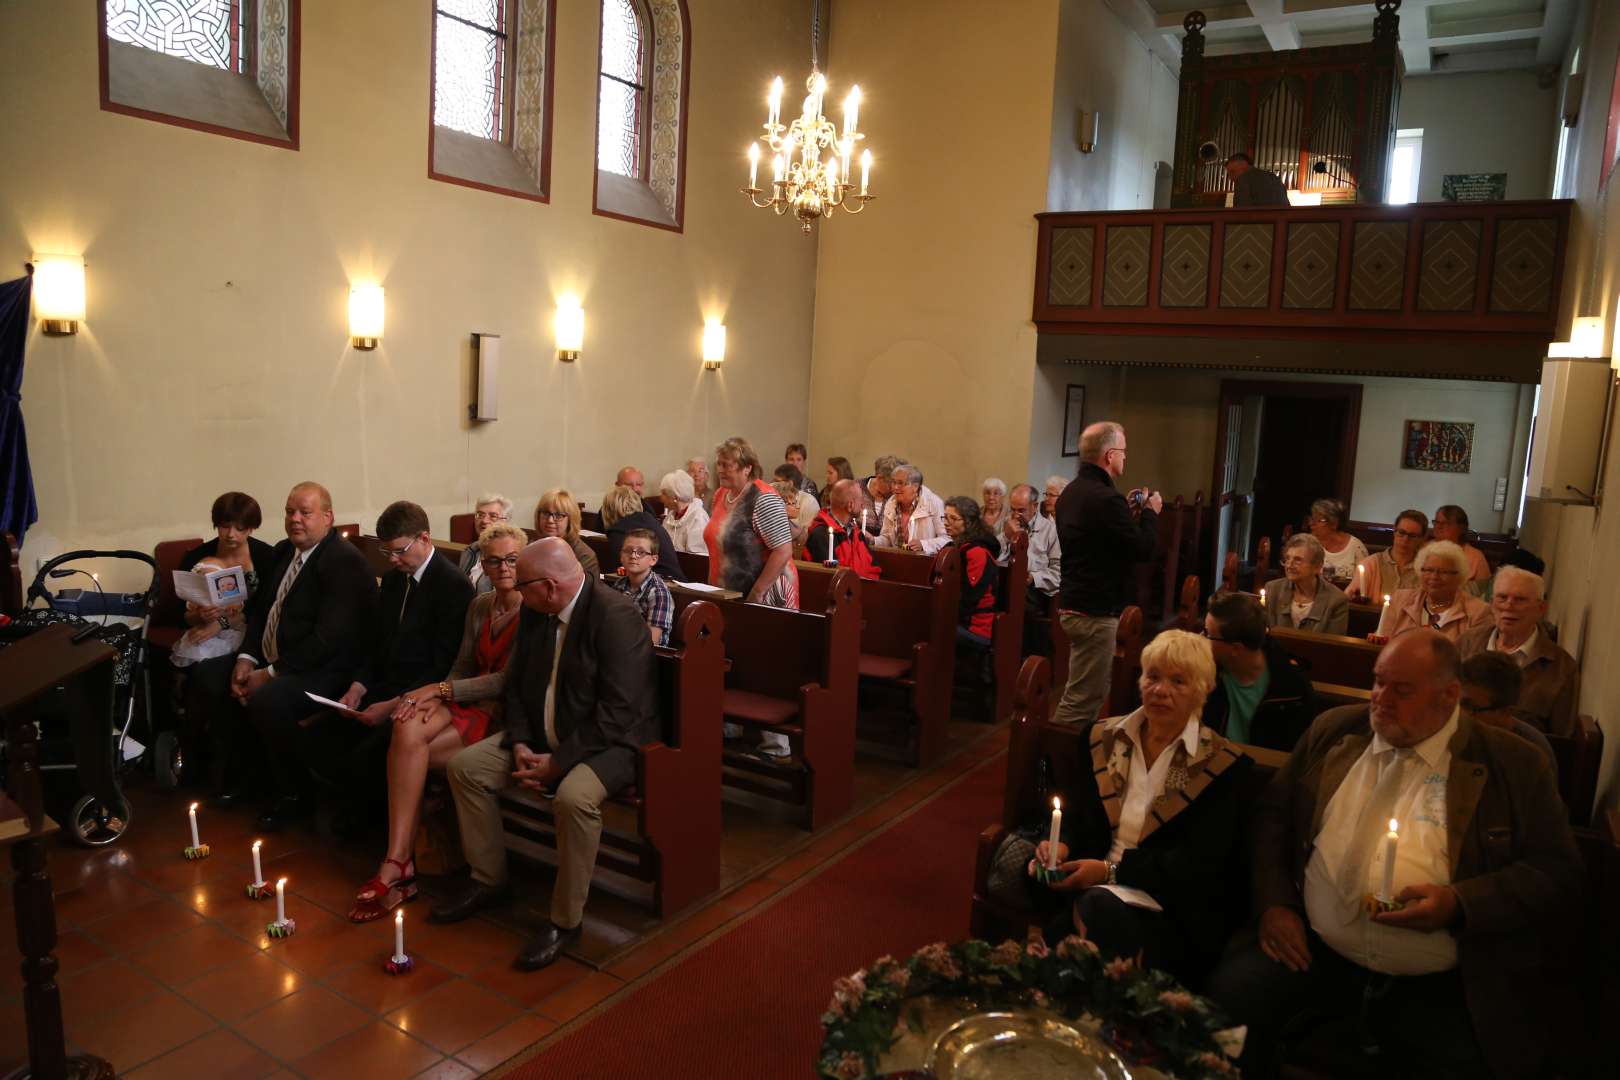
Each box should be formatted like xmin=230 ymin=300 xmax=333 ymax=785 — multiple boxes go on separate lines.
xmin=1402 ymin=420 xmax=1474 ymax=474
xmin=1062 ymin=385 xmax=1085 ymax=457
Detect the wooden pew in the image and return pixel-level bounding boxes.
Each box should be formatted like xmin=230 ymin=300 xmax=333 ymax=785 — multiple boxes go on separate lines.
xmin=804 ymin=548 xmax=959 ymax=765
xmin=1044 ymin=601 xmax=1145 ymax=721
xmin=672 ymin=570 xmax=861 ymax=829
xmin=872 ymin=547 xmax=936 ymax=585
xmin=1346 ymin=600 xmax=1382 ymax=639
xmin=1255 ymin=536 xmax=1271 ymax=584
xmin=498 ymin=601 xmax=725 ymax=917
xmin=1268 ymin=626 xmax=1380 ymax=689
xmin=348 ymin=534 xmax=392 ymax=579
xmin=582 ymin=532 xmax=612 ymax=572
xmin=1548 ymin=716 xmax=1604 ymax=827
xmin=676 ymin=550 xmax=709 ymax=582
xmin=954 ymin=533 xmax=1028 ymax=726
xmin=1221 ymin=550 xmax=1240 ymax=595
xmin=1173 ymin=574 xmax=1202 ymax=632
xmin=449 ymin=512 xmax=476 ymax=544
xmin=2 ymin=531 xmax=21 ymax=617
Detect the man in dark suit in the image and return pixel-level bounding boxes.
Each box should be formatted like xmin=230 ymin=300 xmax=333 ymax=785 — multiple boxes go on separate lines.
xmin=312 ymin=501 xmax=473 ymax=801
xmin=1225 ymin=152 xmax=1290 ymax=206
xmin=1207 ymin=630 xmax=1582 ymax=1078
xmin=190 ymin=481 xmax=377 ymax=829
xmin=432 ymin=537 xmax=657 ymax=971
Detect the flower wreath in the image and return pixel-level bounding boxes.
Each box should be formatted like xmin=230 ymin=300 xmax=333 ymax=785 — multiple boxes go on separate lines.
xmin=817 ymin=937 xmax=1244 ymax=1079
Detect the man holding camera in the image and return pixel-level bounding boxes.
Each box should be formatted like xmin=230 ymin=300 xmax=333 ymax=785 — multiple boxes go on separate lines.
xmin=1053 ymin=421 xmax=1161 ymax=725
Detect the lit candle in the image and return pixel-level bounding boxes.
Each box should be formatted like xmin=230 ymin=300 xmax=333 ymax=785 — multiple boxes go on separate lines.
xmin=1357 ymin=562 xmax=1365 ymax=596
xmin=767 ymin=76 xmax=783 ymax=128
xmin=860 ymin=149 xmax=872 ymax=195
xmin=843 ymin=84 xmax=861 ymax=136
xmin=1383 ymin=593 xmax=1391 ymax=610
xmin=394 ymin=909 xmax=406 ymax=961
xmin=1379 ymin=818 xmax=1399 ymax=900
xmin=1046 ymin=797 xmax=1062 ymax=871
xmin=772 ymin=153 xmax=785 ymax=184
xmin=188 ymin=802 xmax=200 ymax=849
xmin=861 ymin=509 xmax=868 ymax=534
xmin=1259 ymin=587 xmax=1267 ymax=607
xmin=251 ymin=839 xmax=263 ymax=884
xmin=747 ymin=142 xmax=759 ymax=189
xmin=840 ymin=137 xmax=855 ymax=181
xmin=829 ymin=155 xmax=840 ymax=188
xmin=275 ymin=877 xmax=287 ymax=923
xmin=827 ymin=526 xmax=835 ymax=564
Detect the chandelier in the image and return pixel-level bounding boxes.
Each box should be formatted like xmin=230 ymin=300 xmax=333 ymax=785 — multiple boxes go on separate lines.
xmin=741 ymin=2 xmax=874 ymax=233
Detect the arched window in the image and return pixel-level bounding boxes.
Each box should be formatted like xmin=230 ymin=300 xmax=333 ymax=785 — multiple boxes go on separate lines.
xmin=593 ymin=0 xmax=689 ymax=230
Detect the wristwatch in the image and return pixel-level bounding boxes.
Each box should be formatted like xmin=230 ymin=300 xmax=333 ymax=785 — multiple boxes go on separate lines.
xmin=437 ymin=681 xmax=452 ymax=702
xmin=1104 ymin=861 xmax=1118 ymax=886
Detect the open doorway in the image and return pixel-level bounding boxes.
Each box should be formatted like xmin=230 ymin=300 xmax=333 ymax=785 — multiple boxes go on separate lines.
xmin=1212 ymin=380 xmax=1362 ymax=581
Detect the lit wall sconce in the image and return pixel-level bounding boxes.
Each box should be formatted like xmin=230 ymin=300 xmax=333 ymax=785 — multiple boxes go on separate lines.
xmin=1076 ymin=109 xmax=1100 ymax=154
xmin=702 ymin=320 xmax=726 ymax=370
xmin=349 ymin=285 xmax=385 ymax=349
xmin=1549 ymin=315 xmax=1606 ymax=358
xmin=555 ymin=302 xmax=584 ymax=362
xmin=33 ymin=254 xmax=86 ymax=334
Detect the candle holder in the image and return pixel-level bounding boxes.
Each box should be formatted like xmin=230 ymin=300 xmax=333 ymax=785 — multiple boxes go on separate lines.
xmin=384 ymin=952 xmax=414 ymax=975
xmin=245 ymin=880 xmax=272 ymax=900
xmin=266 ymin=917 xmax=297 ymax=938
xmin=1033 ymin=863 xmax=1066 ymax=887
xmin=1362 ymin=893 xmax=1405 ymax=914
xmin=183 ymin=844 xmax=211 ymax=860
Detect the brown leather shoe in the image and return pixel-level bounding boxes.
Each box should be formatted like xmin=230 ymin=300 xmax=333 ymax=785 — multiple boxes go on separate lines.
xmin=426 ymin=879 xmax=511 ymax=924
xmin=514 ymin=921 xmax=582 ymax=971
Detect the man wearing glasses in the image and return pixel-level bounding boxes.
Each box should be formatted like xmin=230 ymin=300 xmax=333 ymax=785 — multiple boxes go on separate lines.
xmin=607 ymin=529 xmax=674 ymax=645
xmin=1054 ymin=421 xmax=1162 ymax=725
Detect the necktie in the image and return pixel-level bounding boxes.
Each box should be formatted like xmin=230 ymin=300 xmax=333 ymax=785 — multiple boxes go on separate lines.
xmin=261 ymin=552 xmax=305 ymax=664
xmin=1334 ymin=747 xmax=1413 ymax=904
xmin=543 ymin=615 xmax=567 ymax=750
xmin=398 ymin=575 xmax=414 ymax=625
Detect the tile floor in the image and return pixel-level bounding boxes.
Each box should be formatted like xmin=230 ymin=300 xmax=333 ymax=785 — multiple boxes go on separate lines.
xmin=1 ymin=719 xmax=1002 ymax=1077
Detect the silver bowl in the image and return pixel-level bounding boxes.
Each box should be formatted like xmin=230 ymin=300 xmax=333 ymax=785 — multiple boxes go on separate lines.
xmin=927 ymin=1009 xmax=1133 ymax=1079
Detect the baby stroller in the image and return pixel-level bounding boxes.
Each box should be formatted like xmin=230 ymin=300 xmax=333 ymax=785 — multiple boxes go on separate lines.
xmin=0 ymin=549 xmax=158 ymax=846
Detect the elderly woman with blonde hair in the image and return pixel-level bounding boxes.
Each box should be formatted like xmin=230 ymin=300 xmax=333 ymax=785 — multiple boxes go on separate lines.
xmin=1025 ymin=629 xmax=1252 ymax=983
xmin=601 ymin=483 xmax=685 ymax=581
xmin=1374 ymin=539 xmax=1491 ymax=642
xmin=659 ymin=468 xmax=709 ymax=554
xmin=532 ymin=489 xmax=600 ymax=577
xmin=457 ymin=493 xmax=513 ymax=594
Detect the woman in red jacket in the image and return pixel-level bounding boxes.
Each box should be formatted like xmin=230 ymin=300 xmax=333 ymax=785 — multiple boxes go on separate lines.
xmin=943 ymin=496 xmax=1000 ymax=646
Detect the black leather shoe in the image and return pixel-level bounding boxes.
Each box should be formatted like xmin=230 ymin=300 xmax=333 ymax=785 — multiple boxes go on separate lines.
xmin=515 ymin=922 xmax=582 ymax=971
xmin=427 ymin=880 xmax=512 ymax=924
xmin=254 ymin=796 xmax=308 ymax=832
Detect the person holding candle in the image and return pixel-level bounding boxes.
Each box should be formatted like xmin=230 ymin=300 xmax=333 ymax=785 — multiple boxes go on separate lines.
xmin=1373 ymin=540 xmax=1491 ymax=644
xmin=877 ymin=463 xmax=947 ymax=554
xmin=770 ymin=466 xmax=820 ymax=547
xmin=1352 ymin=509 xmax=1427 ymax=601
xmin=1261 ymin=534 xmax=1350 ymax=636
xmin=805 ymin=480 xmax=880 ymax=580
xmin=857 ymin=455 xmax=902 ymax=538
xmin=1207 ymin=630 xmax=1582 ymax=1079
xmin=1304 ymin=498 xmax=1367 ymax=588
xmin=1024 ymin=629 xmax=1253 ymax=984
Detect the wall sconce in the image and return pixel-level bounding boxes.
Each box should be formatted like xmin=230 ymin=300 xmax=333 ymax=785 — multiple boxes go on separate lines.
xmin=1549 ymin=315 xmax=1606 ymax=358
xmin=1076 ymin=109 xmax=1100 ymax=154
xmin=33 ymin=254 xmax=86 ymax=334
xmin=702 ymin=320 xmax=726 ymax=370
xmin=349 ymin=285 xmax=384 ymax=349
xmin=554 ymin=302 xmax=584 ymax=362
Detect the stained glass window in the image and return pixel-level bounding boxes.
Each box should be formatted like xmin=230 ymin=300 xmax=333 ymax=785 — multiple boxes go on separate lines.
xmin=105 ymin=0 xmax=245 ymax=73
xmin=597 ymin=0 xmax=648 ymax=178
xmin=435 ymin=0 xmax=509 ymax=142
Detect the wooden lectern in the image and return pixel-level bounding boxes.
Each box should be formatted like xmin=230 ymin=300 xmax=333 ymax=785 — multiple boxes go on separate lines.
xmin=0 ymin=624 xmax=117 ymax=1080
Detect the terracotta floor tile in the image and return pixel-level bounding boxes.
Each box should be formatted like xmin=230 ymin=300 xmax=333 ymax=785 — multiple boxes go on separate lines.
xmin=124 ymin=1027 xmax=281 ymax=1080
xmin=178 ymin=878 xmax=285 ymax=938
xmin=401 ymin=915 xmax=528 ymax=976
xmin=58 ymin=958 xmax=164 ymax=1020
xmin=293 ymin=1020 xmax=442 ymax=1080
xmin=385 ymin=978 xmax=521 ymax=1054
xmin=127 ymin=921 xmax=262 ymax=986
xmin=55 ymin=929 xmax=115 ymax=974
xmin=454 ymin=1012 xmax=558 ymax=1074
xmin=235 ymin=985 xmax=371 ymax=1061
xmin=81 ymin=896 xmax=206 ymax=951
xmin=534 ymin=971 xmax=624 ymax=1023
xmin=322 ymin=956 xmax=455 ymax=1014
xmin=413 ymin=1058 xmax=480 ymax=1080
xmin=652 ymin=899 xmax=741 ymax=952
xmin=54 ymin=872 xmax=160 ymax=927
xmin=256 ymin=910 xmax=385 ymax=975
xmin=469 ymin=955 xmax=592 ymax=1009
xmin=66 ymin=988 xmax=218 ymax=1074
xmin=177 ymin=950 xmax=303 ymax=1023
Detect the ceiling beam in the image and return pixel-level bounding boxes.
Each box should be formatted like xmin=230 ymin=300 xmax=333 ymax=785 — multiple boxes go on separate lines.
xmin=1428 ymin=12 xmax=1544 ymax=48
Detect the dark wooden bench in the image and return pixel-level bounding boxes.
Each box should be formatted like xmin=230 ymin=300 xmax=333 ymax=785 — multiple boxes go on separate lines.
xmin=671 ymin=569 xmax=861 ymax=829
xmin=1268 ymin=626 xmax=1380 ymax=688
xmin=2 ymin=531 xmax=22 ymax=617
xmin=676 ymin=550 xmax=709 ymax=582
xmin=497 ymin=601 xmax=725 ymax=917
xmin=1346 ymin=600 xmax=1381 ymax=639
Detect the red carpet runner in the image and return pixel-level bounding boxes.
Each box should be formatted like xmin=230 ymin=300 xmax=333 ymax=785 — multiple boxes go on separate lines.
xmin=509 ymin=751 xmax=1007 ymax=1079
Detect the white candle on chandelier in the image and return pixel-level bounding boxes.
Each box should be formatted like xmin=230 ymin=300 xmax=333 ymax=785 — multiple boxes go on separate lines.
xmin=812 ymin=72 xmax=827 ymax=118
xmin=859 ymin=149 xmax=872 ymax=195
xmin=767 ymin=76 xmax=783 ymax=127
xmin=843 ymin=84 xmax=861 ymax=136
xmin=747 ymin=142 xmax=759 ymax=189
xmin=772 ymin=153 xmax=785 ymax=184
xmin=828 ymin=156 xmax=840 ymax=189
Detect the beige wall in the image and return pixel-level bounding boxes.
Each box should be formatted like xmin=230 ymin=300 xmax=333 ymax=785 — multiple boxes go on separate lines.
xmin=1397 ymin=71 xmax=1556 ymax=201
xmin=1 ymin=0 xmax=818 ymax=579
xmin=806 ymin=0 xmax=1060 ymax=500
xmin=1028 ymin=364 xmax=1530 ymax=531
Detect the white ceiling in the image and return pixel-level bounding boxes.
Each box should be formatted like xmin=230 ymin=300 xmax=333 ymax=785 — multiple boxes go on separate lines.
xmin=1108 ymin=0 xmax=1576 ymax=77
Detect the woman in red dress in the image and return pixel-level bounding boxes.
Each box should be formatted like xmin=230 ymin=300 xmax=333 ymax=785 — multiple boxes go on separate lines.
xmin=349 ymin=524 xmax=528 ymax=921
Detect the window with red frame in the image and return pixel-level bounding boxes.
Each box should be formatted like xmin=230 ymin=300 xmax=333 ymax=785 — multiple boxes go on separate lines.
xmin=434 ymin=0 xmax=512 ymax=142
xmin=597 ymin=0 xmax=650 ymax=179
xmin=105 ymin=0 xmax=248 ymax=73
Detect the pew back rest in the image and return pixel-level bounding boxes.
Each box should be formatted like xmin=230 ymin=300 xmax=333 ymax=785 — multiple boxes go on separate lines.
xmin=1547 ymin=716 xmax=1604 ymax=827
xmin=3 ymin=531 xmax=23 ymax=617
xmin=652 ymin=601 xmax=723 ymax=748
xmin=668 ymin=583 xmax=846 ymax=700
xmin=1268 ymin=626 xmax=1380 ymax=689
xmin=677 ymin=550 xmax=709 ymax=581
xmin=151 ymin=536 xmax=205 ymax=628
xmin=873 ymin=548 xmax=936 ymax=586
xmin=449 ymin=512 xmax=476 ymax=544
xmin=583 ymin=533 xmax=611 ymax=571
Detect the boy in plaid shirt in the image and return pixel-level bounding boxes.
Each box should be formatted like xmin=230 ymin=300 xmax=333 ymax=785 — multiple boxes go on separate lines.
xmin=608 ymin=528 xmax=674 ymax=645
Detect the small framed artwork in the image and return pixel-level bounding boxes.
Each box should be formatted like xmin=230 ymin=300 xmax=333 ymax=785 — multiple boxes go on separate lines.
xmin=1062 ymin=385 xmax=1086 ymax=457
xmin=1402 ymin=420 xmax=1474 ymax=474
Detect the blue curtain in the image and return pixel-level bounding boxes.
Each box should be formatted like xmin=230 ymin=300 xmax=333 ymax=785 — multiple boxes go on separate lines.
xmin=0 ymin=271 xmax=38 ymax=541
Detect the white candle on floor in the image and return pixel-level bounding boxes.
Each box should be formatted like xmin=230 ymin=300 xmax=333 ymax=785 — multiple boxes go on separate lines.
xmin=275 ymin=877 xmax=287 ymax=923
xmin=1380 ymin=819 xmax=1399 ymax=900
xmin=1046 ymin=797 xmax=1062 ymax=871
xmin=188 ymin=803 xmax=200 ymax=848
xmin=251 ymin=839 xmax=263 ymax=883
xmin=394 ymin=909 xmax=405 ymax=959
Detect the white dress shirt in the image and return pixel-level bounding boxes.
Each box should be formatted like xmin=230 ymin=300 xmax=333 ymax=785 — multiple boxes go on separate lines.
xmin=1487 ymin=628 xmax=1537 ymax=667
xmin=1106 ymin=711 xmax=1202 ymax=863
xmin=999 ymin=513 xmax=1061 ymax=597
xmin=1304 ymin=708 xmax=1459 ymax=975
xmin=542 ymin=577 xmax=586 ymax=751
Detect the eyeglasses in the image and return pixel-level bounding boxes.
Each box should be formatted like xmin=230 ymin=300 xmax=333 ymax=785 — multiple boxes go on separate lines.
xmin=537 ymin=510 xmax=570 ymax=522
xmin=1280 ymin=555 xmax=1314 ymax=568
xmin=1420 ymin=567 xmax=1460 ymax=577
xmin=474 ymin=512 xmax=508 ymax=524
xmin=620 ymin=548 xmax=655 ymax=561
xmin=381 ymin=536 xmax=419 ymax=559
xmin=1200 ymin=628 xmax=1233 ymax=644
xmin=480 ymin=554 xmax=520 ymax=570
xmin=514 ymin=576 xmax=548 ymax=589
xmin=1107 ymin=447 xmax=1128 ymax=458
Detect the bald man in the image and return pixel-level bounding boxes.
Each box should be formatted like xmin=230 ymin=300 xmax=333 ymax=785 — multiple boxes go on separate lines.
xmin=616 ymin=466 xmax=645 ymax=498
xmin=434 ymin=538 xmax=657 ymax=971
xmin=187 ymin=481 xmax=377 ymax=830
xmin=1209 ymin=630 xmax=1581 ymax=1078
xmin=805 ymin=478 xmax=879 ymax=579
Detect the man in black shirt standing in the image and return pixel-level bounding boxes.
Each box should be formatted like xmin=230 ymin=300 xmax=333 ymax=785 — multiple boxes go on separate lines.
xmin=1225 ymin=152 xmax=1290 ymax=207
xmin=1053 ymin=422 xmax=1160 ymax=724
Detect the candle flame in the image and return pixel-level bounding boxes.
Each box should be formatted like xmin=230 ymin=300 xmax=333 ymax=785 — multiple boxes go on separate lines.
xmin=277 ymin=877 xmax=288 ymax=886
xmin=189 ymin=802 xmax=198 ymax=811
xmin=252 ymin=839 xmax=262 ymax=850
xmin=1389 ymin=818 xmax=1399 ymax=833
xmin=1052 ymin=796 xmax=1061 ymax=811
xmin=396 ymin=910 xmax=403 ymax=924
xmin=1383 ymin=594 xmax=1391 ymax=605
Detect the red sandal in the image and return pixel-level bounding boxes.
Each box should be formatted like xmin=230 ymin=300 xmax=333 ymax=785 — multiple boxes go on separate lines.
xmin=349 ymin=857 xmax=417 ymax=923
